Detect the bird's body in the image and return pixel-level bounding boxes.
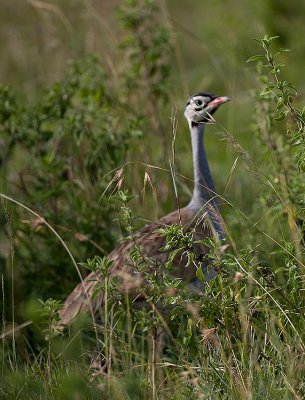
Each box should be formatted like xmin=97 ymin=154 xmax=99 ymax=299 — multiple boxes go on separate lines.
xmin=59 ymin=92 xmax=230 ymax=326
xmin=59 ymin=204 xmax=223 ymax=324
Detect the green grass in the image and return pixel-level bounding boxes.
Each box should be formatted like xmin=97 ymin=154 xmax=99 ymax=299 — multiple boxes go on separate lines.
xmin=1 ymin=1 xmax=305 ymax=399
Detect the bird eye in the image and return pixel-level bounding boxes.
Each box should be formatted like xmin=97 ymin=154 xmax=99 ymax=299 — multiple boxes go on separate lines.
xmin=195 ymin=99 xmax=203 ymax=106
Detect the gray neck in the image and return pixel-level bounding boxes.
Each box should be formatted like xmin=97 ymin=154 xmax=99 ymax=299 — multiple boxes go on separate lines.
xmin=187 ymin=121 xmax=225 ymax=286
xmin=187 ymin=121 xmax=225 ymax=242
xmin=188 ymin=122 xmax=218 ymax=210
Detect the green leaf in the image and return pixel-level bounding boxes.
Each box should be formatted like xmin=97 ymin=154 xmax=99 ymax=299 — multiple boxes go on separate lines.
xmin=196 ymin=266 xmax=206 ymax=283
xmin=274 ymin=111 xmax=286 ymax=121
xmin=246 ymin=55 xmax=264 ymax=63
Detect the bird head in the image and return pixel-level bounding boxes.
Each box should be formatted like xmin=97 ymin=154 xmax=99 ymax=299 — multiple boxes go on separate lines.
xmin=184 ymin=92 xmax=230 ymax=124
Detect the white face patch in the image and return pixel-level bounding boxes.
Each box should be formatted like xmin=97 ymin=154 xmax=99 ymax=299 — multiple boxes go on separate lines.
xmin=185 ymin=95 xmax=213 ymax=123
xmin=190 ymin=96 xmax=211 ymax=109
xmin=184 ymin=94 xmax=230 ymax=124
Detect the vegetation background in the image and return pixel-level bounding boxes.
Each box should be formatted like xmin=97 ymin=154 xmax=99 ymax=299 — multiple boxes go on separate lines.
xmin=0 ymin=0 xmax=304 ymax=399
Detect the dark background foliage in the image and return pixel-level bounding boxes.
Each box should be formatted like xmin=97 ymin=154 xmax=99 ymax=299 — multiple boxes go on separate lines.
xmin=0 ymin=1 xmax=304 ymax=399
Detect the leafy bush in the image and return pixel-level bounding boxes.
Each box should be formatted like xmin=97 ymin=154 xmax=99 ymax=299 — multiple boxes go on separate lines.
xmin=0 ymin=0 xmax=305 ymax=398
xmin=0 ymin=56 xmax=143 ymax=306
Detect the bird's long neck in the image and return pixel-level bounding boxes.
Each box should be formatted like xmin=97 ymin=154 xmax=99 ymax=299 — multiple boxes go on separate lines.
xmin=188 ymin=122 xmax=217 ymax=209
xmin=187 ymin=122 xmax=225 ymax=240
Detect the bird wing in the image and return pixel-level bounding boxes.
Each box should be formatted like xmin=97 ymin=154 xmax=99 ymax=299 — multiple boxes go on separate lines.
xmin=58 ymin=205 xmax=223 ymax=326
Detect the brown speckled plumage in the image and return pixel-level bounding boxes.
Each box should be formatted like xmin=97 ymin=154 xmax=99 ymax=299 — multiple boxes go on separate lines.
xmin=59 ymin=205 xmax=224 ymax=325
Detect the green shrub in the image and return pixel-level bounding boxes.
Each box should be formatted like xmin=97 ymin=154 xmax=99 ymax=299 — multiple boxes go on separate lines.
xmin=0 ymin=0 xmax=304 ymax=397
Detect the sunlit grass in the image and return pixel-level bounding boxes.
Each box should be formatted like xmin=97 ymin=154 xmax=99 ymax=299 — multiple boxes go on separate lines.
xmin=1 ymin=1 xmax=305 ymax=399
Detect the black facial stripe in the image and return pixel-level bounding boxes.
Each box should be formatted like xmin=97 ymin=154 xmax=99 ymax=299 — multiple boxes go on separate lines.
xmin=193 ymin=92 xmax=215 ymax=100
xmin=208 ymin=106 xmax=217 ymax=114
xmin=186 ymin=92 xmax=217 ymax=107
